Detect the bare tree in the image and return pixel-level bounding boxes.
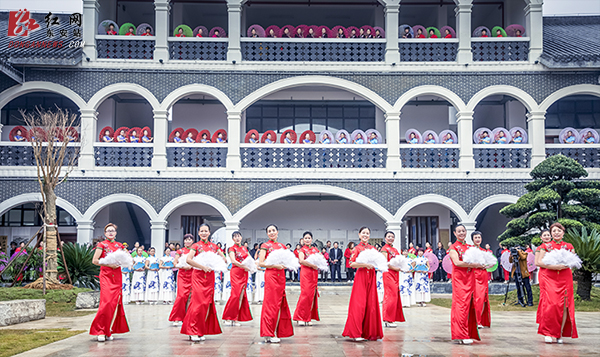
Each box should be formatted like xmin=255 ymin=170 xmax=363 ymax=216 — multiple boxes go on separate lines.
xmin=21 ymin=107 xmax=80 ymax=286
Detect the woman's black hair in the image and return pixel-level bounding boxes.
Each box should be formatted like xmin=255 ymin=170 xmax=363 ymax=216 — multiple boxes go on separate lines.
xmin=198 ymin=223 xmax=211 ymax=232
xmin=149 ymin=247 xmax=155 ymax=251
xmin=385 ymin=231 xmax=395 ymax=238
xmin=232 ymin=231 xmax=242 ymax=238
xmin=540 ymin=229 xmax=550 ymax=236
xmin=183 ymin=234 xmax=194 ymax=241
xmin=454 ymin=224 xmax=466 ymax=232
xmin=265 ymin=224 xmax=278 ymax=233
xmin=471 ymin=230 xmax=482 ymax=239
xmin=358 ymin=226 xmax=370 ymax=234
xmin=302 ymin=231 xmax=313 ymax=239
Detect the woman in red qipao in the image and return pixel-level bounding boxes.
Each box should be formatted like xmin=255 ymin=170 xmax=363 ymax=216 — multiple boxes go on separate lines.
xmin=535 ymin=230 xmax=553 ymax=325
xmin=449 ymin=224 xmax=485 ymax=345
xmin=90 ymin=223 xmax=130 ymax=342
xmin=181 ymin=224 xmax=225 ymax=342
xmin=471 ymin=231 xmax=491 ymax=329
xmin=342 ymin=226 xmax=383 ymax=341
xmin=222 ymin=231 xmax=252 ymax=326
xmin=381 ymin=231 xmax=405 ymax=328
xmin=536 ymin=223 xmax=578 ymax=344
xmin=293 ymin=231 xmax=320 ymax=326
xmin=168 ymin=234 xmax=194 ymax=326
xmin=259 ymin=224 xmax=294 ymax=343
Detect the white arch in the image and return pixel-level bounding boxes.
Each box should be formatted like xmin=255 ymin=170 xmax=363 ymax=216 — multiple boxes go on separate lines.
xmin=392 ymin=85 xmax=467 ymax=112
xmin=232 ymin=184 xmax=394 ymax=222
xmin=0 ymin=193 xmax=83 ymax=222
xmin=82 ymin=194 xmax=158 ymax=222
xmin=539 ymin=84 xmax=600 ymax=112
xmin=0 ymin=82 xmax=87 ymax=110
xmin=159 ymin=84 xmax=234 ymax=112
xmin=233 ymin=76 xmax=393 ymax=113
xmin=394 ymin=194 xmax=469 ymax=222
xmin=87 ymin=83 xmax=160 ymax=111
xmin=467 ymin=194 xmax=519 ymax=222
xmin=466 ymin=85 xmax=539 ymax=112
xmin=157 ymin=194 xmax=233 ymax=222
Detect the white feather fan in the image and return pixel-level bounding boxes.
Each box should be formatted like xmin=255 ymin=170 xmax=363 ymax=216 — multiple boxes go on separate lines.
xmin=462 ymin=247 xmax=486 ymax=265
xmin=542 ymin=249 xmax=582 ymax=269
xmin=264 ymin=249 xmax=301 ymax=272
xmin=176 ymin=253 xmax=190 ymax=268
xmin=482 ymin=250 xmax=498 ymax=267
xmin=388 ymin=255 xmax=411 ymax=271
xmin=305 ymin=253 xmax=330 ymax=271
xmin=241 ymin=256 xmax=258 ymax=273
xmin=193 ymin=251 xmax=228 ymax=272
xmin=99 ymin=250 xmax=133 ymax=269
xmin=355 ymin=249 xmax=388 ymax=272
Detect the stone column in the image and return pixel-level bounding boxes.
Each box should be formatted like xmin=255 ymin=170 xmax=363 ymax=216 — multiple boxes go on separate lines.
xmin=154 ymin=0 xmax=170 ymax=61
xmin=224 ymin=220 xmax=241 ymax=250
xmin=527 ymin=111 xmax=546 ymax=168
xmin=454 ymin=0 xmax=473 ymax=64
xmin=385 ymin=112 xmax=401 ymax=170
xmin=525 ymin=1 xmax=543 ymax=62
xmin=150 ymin=220 xmax=167 ymax=257
xmin=82 ymin=0 xmax=99 ymax=61
xmin=384 ymin=0 xmax=400 ymax=64
xmin=459 ymin=221 xmax=477 ymax=245
xmin=152 ymin=109 xmax=169 ymax=170
xmin=76 ymin=220 xmax=95 ymax=244
xmin=226 ymin=110 xmax=242 ymax=170
xmin=227 ymin=0 xmax=243 ymax=63
xmin=79 ymin=108 xmax=97 ymax=170
xmin=386 ymin=221 xmax=403 ymax=250
xmin=456 ymin=110 xmax=474 ymax=171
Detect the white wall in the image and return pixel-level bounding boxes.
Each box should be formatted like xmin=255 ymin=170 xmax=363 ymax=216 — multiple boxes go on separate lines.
xmin=93 ymin=203 xmax=151 ymax=247
xmin=165 ymin=203 xmax=223 ymax=244
xmin=171 ymin=103 xmax=227 ymax=134
xmin=400 ymin=104 xmax=452 ymax=137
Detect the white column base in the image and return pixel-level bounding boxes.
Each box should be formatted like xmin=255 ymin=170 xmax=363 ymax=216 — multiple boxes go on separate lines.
xmin=76 ymin=220 xmax=95 ymax=244
xmin=224 ymin=221 xmax=241 ymax=250
xmin=150 ymin=220 xmax=167 ymax=257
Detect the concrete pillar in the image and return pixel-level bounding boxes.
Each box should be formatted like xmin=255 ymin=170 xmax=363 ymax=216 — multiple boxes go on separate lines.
xmin=385 ymin=112 xmax=401 ymax=170
xmin=82 ymin=0 xmax=99 ymax=61
xmin=78 ymin=108 xmax=97 ymax=170
xmin=76 ymin=220 xmax=95 ymax=244
xmin=150 ymin=220 xmax=167 ymax=257
xmin=224 ymin=220 xmax=241 ymax=250
xmin=154 ymin=0 xmax=170 ymax=62
xmin=525 ymin=1 xmax=543 ymax=62
xmin=152 ymin=109 xmax=169 ymax=170
xmin=527 ymin=110 xmax=546 ymax=168
xmin=456 ymin=110 xmax=474 ymax=171
xmin=226 ymin=110 xmax=242 ymax=171
xmin=384 ymin=0 xmax=400 ymax=64
xmin=386 ymin=221 xmax=403 ymax=250
xmin=227 ymin=0 xmax=242 ymax=63
xmin=459 ymin=221 xmax=477 ymax=245
xmin=454 ymin=0 xmax=473 ymax=64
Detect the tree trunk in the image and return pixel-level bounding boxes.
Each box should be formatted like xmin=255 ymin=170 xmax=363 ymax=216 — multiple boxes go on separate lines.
xmin=576 ymin=269 xmax=593 ymax=301
xmin=43 ymin=183 xmax=59 ymax=283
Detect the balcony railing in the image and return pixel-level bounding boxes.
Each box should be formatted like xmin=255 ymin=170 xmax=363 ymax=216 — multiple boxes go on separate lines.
xmin=168 ymin=37 xmax=228 ymax=61
xmin=546 ymin=144 xmax=600 ymax=168
xmin=94 ymin=143 xmax=153 ymax=167
xmin=167 ymin=144 xmax=227 ymax=168
xmin=96 ymin=35 xmax=155 ymax=60
xmin=400 ymin=145 xmax=459 ymax=168
xmin=399 ymin=39 xmax=458 ymax=62
xmin=474 ymin=144 xmax=531 ymax=168
xmin=0 ymin=142 xmax=79 ymax=166
xmin=240 ymin=38 xmax=385 ymax=62
xmin=240 ymin=144 xmax=386 ymax=168
xmin=471 ymin=37 xmax=529 ymax=62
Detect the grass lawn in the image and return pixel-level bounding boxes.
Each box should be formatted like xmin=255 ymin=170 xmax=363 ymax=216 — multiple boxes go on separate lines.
xmin=0 ymin=328 xmax=85 ymax=357
xmin=430 ymin=284 xmax=600 ymax=312
xmin=0 ymin=287 xmax=96 ymax=317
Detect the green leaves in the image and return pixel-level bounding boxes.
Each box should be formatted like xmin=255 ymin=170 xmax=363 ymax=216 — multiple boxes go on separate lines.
xmin=530 ymin=154 xmax=588 ymax=181
xmin=564 ymin=227 xmax=600 ymax=274
xmin=58 ymin=243 xmax=100 ymax=289
xmin=527 ymin=211 xmax=555 ymax=228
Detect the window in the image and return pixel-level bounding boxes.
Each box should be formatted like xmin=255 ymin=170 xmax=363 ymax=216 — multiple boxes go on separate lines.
xmin=0 ymin=204 xmax=75 ymax=227
xmin=245 ymin=101 xmax=376 ymax=133
xmin=1 ymin=93 xmax=80 ymax=126
xmin=545 ymin=96 xmax=600 ymax=129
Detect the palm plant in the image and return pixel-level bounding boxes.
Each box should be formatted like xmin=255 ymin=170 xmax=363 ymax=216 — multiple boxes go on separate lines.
xmin=564 ymin=227 xmax=600 ymax=300
xmin=58 ymin=243 xmax=100 ymax=289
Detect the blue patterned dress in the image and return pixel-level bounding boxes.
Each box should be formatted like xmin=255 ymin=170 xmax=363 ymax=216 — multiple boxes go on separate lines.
xmin=131 ymin=256 xmax=146 ymax=302
xmin=399 ymin=257 xmax=415 ymax=307
xmin=413 ymin=256 xmax=431 ymax=303
xmin=159 ymin=256 xmax=175 ymax=302
xmin=145 ymin=256 xmax=160 ymax=302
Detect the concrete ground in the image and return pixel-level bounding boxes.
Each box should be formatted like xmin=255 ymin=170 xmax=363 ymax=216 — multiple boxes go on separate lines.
xmin=4 ymin=286 xmax=599 ymax=357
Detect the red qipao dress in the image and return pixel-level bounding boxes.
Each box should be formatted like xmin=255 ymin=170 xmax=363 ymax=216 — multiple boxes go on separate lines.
xmin=473 ymin=246 xmax=491 ymax=327
xmin=449 ymin=240 xmax=480 ymax=341
xmin=537 ymin=240 xmax=578 ymax=339
xmin=381 ymin=244 xmax=405 ymax=323
xmin=169 ymin=246 xmax=193 ymax=322
xmin=222 ymin=244 xmax=252 ymax=322
xmin=293 ymin=245 xmax=320 ymax=322
xmin=260 ymin=240 xmax=294 ymax=338
xmin=342 ymin=242 xmax=383 ymax=340
xmin=180 ymin=241 xmax=223 ymax=337
xmin=89 ymin=240 xmax=130 ymax=337
xmin=535 ymin=242 xmax=552 ymax=323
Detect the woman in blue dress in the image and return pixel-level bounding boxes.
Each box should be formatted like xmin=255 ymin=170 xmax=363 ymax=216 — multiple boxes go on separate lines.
xmin=408 ymin=132 xmax=418 ymax=144
xmin=102 ymin=130 xmax=113 ymax=142
xmin=131 ymin=247 xmax=147 ymax=304
xmin=399 ymin=249 xmax=415 ymax=307
xmin=284 ymin=132 xmax=293 ymax=144
xmin=565 ymin=131 xmax=576 ymax=144
xmin=302 ymin=133 xmax=313 ymax=144
xmin=321 ymin=133 xmax=331 ymax=144
xmin=216 ymin=132 xmax=226 ymax=143
xmin=116 ymin=130 xmax=127 ymax=143
xmin=199 ymin=133 xmax=210 ymax=143
xmin=249 ymin=133 xmax=258 ymax=143
xmin=142 ymin=129 xmax=153 ymax=143
xmin=443 ymin=133 xmax=454 ymax=144
xmin=583 ymin=131 xmax=595 ymax=144
xmin=337 ymin=133 xmax=347 ymax=144
xmin=479 ymin=131 xmax=491 ymax=144
xmin=511 ymin=130 xmax=523 ymax=144
xmin=368 ymin=132 xmax=378 ymax=144
xmin=495 ymin=131 xmax=507 ymax=144
xmin=185 ymin=132 xmax=196 ymax=143
xmin=129 ymin=130 xmax=140 ymax=143
xmin=265 ymin=133 xmax=274 ymax=144
xmin=425 ymin=133 xmax=436 ymax=144
xmin=353 ymin=133 xmax=364 ymax=144
xmin=173 ymin=131 xmax=183 ymax=143
xmin=412 ymin=249 xmax=431 ymax=307
xmin=145 ymin=247 xmax=160 ymax=304
xmin=159 ymin=248 xmax=176 ymax=304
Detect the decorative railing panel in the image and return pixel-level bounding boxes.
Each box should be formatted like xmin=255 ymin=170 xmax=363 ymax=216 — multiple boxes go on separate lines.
xmin=472 ymin=39 xmax=529 ymax=61
xmin=399 ymin=40 xmax=458 ymax=62
xmin=546 ymin=145 xmax=600 ymax=168
xmin=474 ymin=146 xmax=531 ymax=168
xmin=168 ymin=39 xmax=228 ymax=61
xmin=167 ymin=146 xmax=227 ymax=167
xmin=0 ymin=144 xmax=78 ymax=166
xmin=96 ymin=36 xmax=154 ymax=60
xmin=241 ymin=145 xmax=386 ymax=168
xmin=94 ymin=145 xmax=152 ymax=167
xmin=400 ymin=146 xmax=459 ymax=168
xmin=241 ymin=39 xmax=385 ymax=62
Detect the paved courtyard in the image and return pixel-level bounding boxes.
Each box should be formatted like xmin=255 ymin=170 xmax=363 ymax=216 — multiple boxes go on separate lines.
xmin=5 ymin=287 xmax=600 ymax=357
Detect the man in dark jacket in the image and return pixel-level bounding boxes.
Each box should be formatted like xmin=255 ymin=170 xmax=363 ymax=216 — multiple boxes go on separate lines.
xmin=434 ymin=242 xmax=447 ymax=281
xmin=509 ymin=247 xmax=533 ymax=306
xmin=329 ymin=242 xmax=343 ymax=282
